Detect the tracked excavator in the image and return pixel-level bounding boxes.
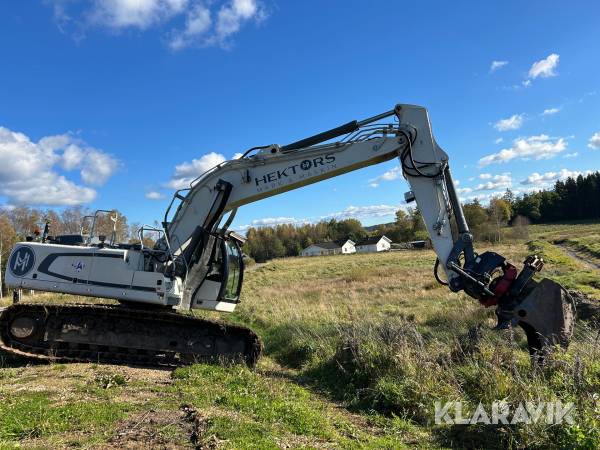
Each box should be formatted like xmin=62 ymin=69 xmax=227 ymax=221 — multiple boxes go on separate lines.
xmin=2 ymin=104 xmax=575 ymax=367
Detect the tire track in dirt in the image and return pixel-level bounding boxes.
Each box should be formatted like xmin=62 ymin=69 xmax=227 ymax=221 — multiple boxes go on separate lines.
xmin=557 ymin=243 xmax=600 ymax=271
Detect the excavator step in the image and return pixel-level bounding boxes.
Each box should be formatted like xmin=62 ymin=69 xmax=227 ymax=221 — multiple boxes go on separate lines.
xmin=0 ymin=303 xmax=262 ymax=368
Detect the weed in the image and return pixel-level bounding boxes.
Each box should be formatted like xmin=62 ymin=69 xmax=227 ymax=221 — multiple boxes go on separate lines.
xmin=95 ymin=372 xmax=128 ymax=389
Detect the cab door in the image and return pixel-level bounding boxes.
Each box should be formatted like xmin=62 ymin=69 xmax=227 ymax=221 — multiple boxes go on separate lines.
xmin=222 ymin=239 xmax=244 ymax=303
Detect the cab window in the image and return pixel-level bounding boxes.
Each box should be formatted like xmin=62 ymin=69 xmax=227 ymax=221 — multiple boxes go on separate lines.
xmin=224 ymin=240 xmax=242 ymax=301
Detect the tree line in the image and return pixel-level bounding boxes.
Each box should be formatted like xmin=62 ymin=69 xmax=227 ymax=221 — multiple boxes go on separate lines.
xmin=0 ymin=171 xmax=597 ymax=266
xmin=510 ymin=172 xmax=600 ymax=223
xmin=244 ymin=173 xmax=600 ymax=262
xmin=242 ymin=200 xmax=516 ymax=262
xmin=243 ymin=210 xmax=429 ymax=262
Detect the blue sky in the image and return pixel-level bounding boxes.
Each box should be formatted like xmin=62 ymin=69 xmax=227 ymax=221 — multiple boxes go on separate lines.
xmin=1 ymin=1 xmax=599 ymax=231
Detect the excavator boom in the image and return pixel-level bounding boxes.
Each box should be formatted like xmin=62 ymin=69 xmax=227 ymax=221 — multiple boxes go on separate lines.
xmin=2 ymin=103 xmax=575 ymax=366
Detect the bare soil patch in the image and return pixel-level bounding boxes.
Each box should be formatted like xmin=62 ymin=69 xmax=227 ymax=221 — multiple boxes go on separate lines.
xmin=102 ymin=409 xmax=193 ymax=449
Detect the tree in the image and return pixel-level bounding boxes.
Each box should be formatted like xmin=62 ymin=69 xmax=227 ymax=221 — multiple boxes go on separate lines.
xmin=93 ymin=210 xmax=129 ymax=243
xmin=61 ymin=206 xmax=89 ymax=234
xmin=392 ymin=209 xmax=414 ymax=242
xmin=409 ymin=208 xmax=426 ymax=233
xmin=514 ymin=195 xmax=541 ymax=222
xmin=487 ymin=198 xmax=511 ymax=243
xmin=463 ymin=200 xmax=487 ymax=228
xmin=332 ymin=219 xmax=367 ymax=243
xmin=502 ymin=189 xmax=515 ymax=209
xmin=9 ymin=206 xmax=41 ymax=238
xmin=0 ymin=215 xmax=17 ymax=295
xmin=43 ymin=210 xmax=65 ymax=236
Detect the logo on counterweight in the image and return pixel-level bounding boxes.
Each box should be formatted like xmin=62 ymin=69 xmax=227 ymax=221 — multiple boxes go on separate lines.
xmin=9 ymin=246 xmax=35 ymax=277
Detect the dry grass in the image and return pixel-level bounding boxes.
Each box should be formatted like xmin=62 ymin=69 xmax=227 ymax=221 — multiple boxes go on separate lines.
xmin=0 ymin=225 xmax=599 ymax=448
xmin=225 ymin=239 xmax=600 ymax=449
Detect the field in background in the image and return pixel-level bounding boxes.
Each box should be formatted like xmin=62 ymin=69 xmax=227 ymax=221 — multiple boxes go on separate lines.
xmin=0 ymin=223 xmax=599 ymax=449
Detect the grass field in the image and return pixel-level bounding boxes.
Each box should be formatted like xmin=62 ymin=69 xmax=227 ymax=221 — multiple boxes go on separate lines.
xmin=0 ymin=223 xmax=599 ymax=449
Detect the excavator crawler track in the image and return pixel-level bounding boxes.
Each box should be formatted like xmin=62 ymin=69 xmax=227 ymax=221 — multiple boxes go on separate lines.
xmin=0 ymin=303 xmax=262 ymax=368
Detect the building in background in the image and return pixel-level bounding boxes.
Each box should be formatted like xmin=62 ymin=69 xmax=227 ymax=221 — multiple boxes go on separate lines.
xmin=300 ymin=239 xmax=356 ymax=257
xmin=355 ymin=235 xmax=392 ymax=253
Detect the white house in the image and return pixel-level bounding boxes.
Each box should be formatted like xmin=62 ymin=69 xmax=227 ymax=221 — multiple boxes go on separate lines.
xmin=355 ymin=235 xmax=392 ymax=253
xmin=300 ymin=239 xmax=356 ymax=257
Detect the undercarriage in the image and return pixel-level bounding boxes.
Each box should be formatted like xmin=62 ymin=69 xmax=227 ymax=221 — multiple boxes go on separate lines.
xmin=0 ymin=303 xmax=261 ymax=367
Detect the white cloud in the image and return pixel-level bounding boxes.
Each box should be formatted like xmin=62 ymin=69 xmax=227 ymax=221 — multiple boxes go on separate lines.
xmin=61 ymin=144 xmax=85 ymax=170
xmin=174 ymin=152 xmax=225 ymax=177
xmin=55 ymin=138 xmax=119 ymax=185
xmin=235 ymin=216 xmax=305 ymax=231
xmin=563 ymin=152 xmax=578 ymax=159
xmin=145 ymin=191 xmax=166 ymax=200
xmin=1 ymin=172 xmax=96 ymax=206
xmin=475 ymin=173 xmax=512 ymax=191
xmin=478 ymin=134 xmax=567 ymax=167
xmin=528 ymin=53 xmax=560 ymax=79
xmin=164 ymin=151 xmax=244 ymax=189
xmin=493 ymin=114 xmax=524 ymax=131
xmin=521 ymin=168 xmax=589 ymax=186
xmin=172 ymin=0 xmax=266 ymax=49
xmin=91 ymin=0 xmax=189 ymax=29
xmin=80 ymin=149 xmax=120 ymax=185
xmin=489 ymin=60 xmax=508 ymax=73
xmin=166 ymin=152 xmax=226 ymax=189
xmin=368 ymin=165 xmax=402 ymax=188
xmin=542 ymin=107 xmax=560 ymax=116
xmin=0 ymin=126 xmax=117 ymax=206
xmin=235 ymin=203 xmax=402 ymax=232
xmin=168 ymin=3 xmax=211 ymax=50
xmin=369 ymin=167 xmax=402 ymax=187
xmin=50 ymin=0 xmax=266 ymax=50
xmin=460 ymin=191 xmax=507 ymax=204
xmin=324 ymin=204 xmax=400 ymax=221
xmin=512 ymin=186 xmax=545 ymax=195
xmin=214 ymin=0 xmax=262 ymax=43
xmin=494 ymin=137 xmax=503 ymax=144
xmin=252 ymin=216 xmax=299 ymax=226
xmin=456 ymin=187 xmax=472 ymax=195
xmin=588 ymin=132 xmax=600 ymax=150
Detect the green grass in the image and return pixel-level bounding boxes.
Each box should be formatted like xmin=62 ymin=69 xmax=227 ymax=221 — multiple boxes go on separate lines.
xmin=561 ymin=235 xmax=600 ymax=260
xmin=525 ymin=221 xmax=600 ymax=296
xmin=0 ymin=222 xmax=599 ymax=448
xmin=173 ymin=363 xmax=421 ymax=449
xmin=0 ymin=392 xmax=129 ymax=444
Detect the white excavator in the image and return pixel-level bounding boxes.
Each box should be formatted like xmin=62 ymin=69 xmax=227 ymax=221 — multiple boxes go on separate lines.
xmin=2 ymin=104 xmax=574 ymax=367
